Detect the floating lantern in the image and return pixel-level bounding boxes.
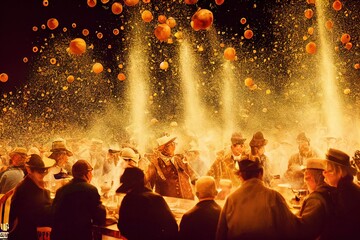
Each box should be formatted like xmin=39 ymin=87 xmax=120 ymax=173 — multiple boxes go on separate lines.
xmin=184 ymin=0 xmax=198 ymax=4
xmin=304 ymin=9 xmax=314 ymax=19
xmin=343 ymin=88 xmax=351 ymax=95
xmin=354 ymin=63 xmax=360 ymax=70
xmin=0 ymin=73 xmax=9 ymax=83
xmin=113 ymin=28 xmax=120 ymax=35
xmin=50 ymin=58 xmax=57 ymax=65
xmin=160 ymin=61 xmax=169 ymax=70
xmin=325 ymin=20 xmax=333 ymax=30
xmin=340 ymin=33 xmax=350 ymax=44
xmin=166 ymin=17 xmax=176 ymax=28
xmin=158 ymin=15 xmax=167 ymax=24
xmin=332 ymin=1 xmax=342 ymax=11
xmin=224 ymin=47 xmax=236 ymax=61
xmin=87 ymin=0 xmax=97 ymax=8
xmin=43 ymin=0 xmax=49 ymax=7
xmin=69 ymin=38 xmax=86 ymax=55
xmin=308 ymin=27 xmax=314 ymax=35
xmin=47 ymin=18 xmax=59 ymax=30
xmin=240 ymin=18 xmax=247 ymax=25
xmin=215 ymin=0 xmax=225 ymax=5
xmin=143 ymin=0 xmax=151 ymax=3
xmin=154 ymin=23 xmax=171 ymax=41
xmin=82 ymin=29 xmax=90 ymax=36
xmin=117 ymin=73 xmax=126 ymax=81
xmin=124 ymin=0 xmax=139 ymax=6
xmin=67 ymin=75 xmax=75 ymax=83
xmin=244 ymin=29 xmax=254 ymax=39
xmin=191 ymin=9 xmax=213 ymax=31
xmin=306 ymin=0 xmax=315 ymax=4
xmin=111 ymin=2 xmax=123 ymax=15
xmin=92 ymin=63 xmax=104 ymax=74
xmin=306 ymin=42 xmax=316 ymax=54
xmin=142 ymin=10 xmax=153 ymax=22
xmin=345 ymin=42 xmax=352 ymax=50
xmin=244 ymin=77 xmax=254 ymax=87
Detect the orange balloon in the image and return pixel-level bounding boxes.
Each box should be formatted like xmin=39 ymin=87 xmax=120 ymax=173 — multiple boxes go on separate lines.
xmin=306 ymin=0 xmax=315 ymax=4
xmin=244 ymin=29 xmax=254 ymax=39
xmin=69 ymin=38 xmax=86 ymax=55
xmin=0 ymin=73 xmax=9 ymax=83
xmin=345 ymin=42 xmax=352 ymax=50
xmin=111 ymin=2 xmax=123 ymax=15
xmin=244 ymin=77 xmax=254 ymax=87
xmin=306 ymin=42 xmax=316 ymax=54
xmin=224 ymin=47 xmax=236 ymax=61
xmin=340 ymin=33 xmax=351 ymax=44
xmin=158 ymin=15 xmax=167 ymax=24
xmin=332 ymin=1 xmax=342 ymax=11
xmin=184 ymin=0 xmax=198 ymax=4
xmin=124 ymin=0 xmax=139 ymax=6
xmin=160 ymin=61 xmax=169 ymax=70
xmin=143 ymin=0 xmax=151 ymax=3
xmin=47 ymin=18 xmax=59 ymax=30
xmin=67 ymin=75 xmax=75 ymax=83
xmin=154 ymin=23 xmax=171 ymax=41
xmin=82 ymin=29 xmax=90 ymax=36
xmin=354 ymin=63 xmax=360 ymax=70
xmin=215 ymin=0 xmax=225 ymax=5
xmin=325 ymin=20 xmax=333 ymax=30
xmin=191 ymin=9 xmax=213 ymax=31
xmin=87 ymin=0 xmax=97 ymax=8
xmin=92 ymin=63 xmax=104 ymax=73
xmin=117 ymin=73 xmax=126 ymax=81
xmin=304 ymin=9 xmax=314 ymax=19
xmin=142 ymin=10 xmax=153 ymax=22
xmin=240 ymin=18 xmax=247 ymax=25
xmin=166 ymin=17 xmax=176 ymax=28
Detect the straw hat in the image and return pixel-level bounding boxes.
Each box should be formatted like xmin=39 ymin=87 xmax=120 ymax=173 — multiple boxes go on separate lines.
xmin=296 ymin=132 xmax=310 ymax=143
xmin=50 ymin=140 xmax=73 ymax=156
xmin=231 ymin=132 xmax=246 ymax=145
xmin=121 ymin=148 xmax=139 ymax=163
xmin=156 ymin=135 xmax=176 ymax=147
xmin=249 ymin=131 xmax=268 ymax=147
xmin=325 ymin=148 xmax=357 ymax=175
xmin=303 ymin=158 xmax=325 ymax=170
xmin=9 ymin=147 xmax=28 ymax=158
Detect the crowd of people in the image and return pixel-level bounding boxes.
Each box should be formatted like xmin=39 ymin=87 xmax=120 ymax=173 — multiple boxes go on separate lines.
xmin=0 ymin=130 xmax=359 ymax=239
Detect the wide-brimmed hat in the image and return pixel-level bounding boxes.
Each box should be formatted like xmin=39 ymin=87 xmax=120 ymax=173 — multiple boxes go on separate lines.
xmin=9 ymin=147 xmax=28 ymax=158
xmin=303 ymin=158 xmax=325 ymax=170
xmin=121 ymin=147 xmax=139 ymax=162
xmin=50 ymin=140 xmax=73 ymax=156
xmin=231 ymin=132 xmax=246 ymax=145
xmin=116 ymin=167 xmax=144 ymax=193
xmin=296 ymin=132 xmax=310 ymax=143
xmin=325 ymin=148 xmax=357 ymax=175
xmin=25 ymin=154 xmax=55 ymax=169
xmin=156 ymin=135 xmax=176 ymax=147
xmin=249 ymin=131 xmax=268 ymax=147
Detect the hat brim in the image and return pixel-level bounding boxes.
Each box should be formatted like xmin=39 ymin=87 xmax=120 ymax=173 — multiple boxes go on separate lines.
xmin=50 ymin=148 xmax=73 ymax=157
xmin=325 ymin=159 xmax=358 ymax=176
xmin=158 ymin=137 xmax=177 ymax=147
xmin=26 ymin=156 xmax=56 ymax=169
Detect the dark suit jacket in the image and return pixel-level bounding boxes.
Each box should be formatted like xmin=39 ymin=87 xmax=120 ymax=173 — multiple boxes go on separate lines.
xmin=118 ymin=186 xmax=179 ymax=240
xmin=9 ymin=176 xmax=52 ymax=240
xmin=51 ymin=178 xmax=106 ymax=240
xmin=179 ymin=199 xmax=222 ymax=240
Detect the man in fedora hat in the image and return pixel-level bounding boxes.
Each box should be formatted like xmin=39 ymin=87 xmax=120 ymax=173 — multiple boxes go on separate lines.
xmin=52 ymin=160 xmax=106 ymax=240
xmin=207 ymin=132 xmax=247 ymax=188
xmin=284 ymin=132 xmax=319 ymax=189
xmin=117 ymin=167 xmax=178 ymax=240
xmin=297 ymin=158 xmax=337 ymax=239
xmin=216 ymin=158 xmax=297 ymax=240
xmin=145 ymin=134 xmax=198 ymax=200
xmin=0 ymin=147 xmax=28 ymax=194
xmin=9 ymin=154 xmax=55 ymax=240
xmin=322 ymin=148 xmax=360 ymax=239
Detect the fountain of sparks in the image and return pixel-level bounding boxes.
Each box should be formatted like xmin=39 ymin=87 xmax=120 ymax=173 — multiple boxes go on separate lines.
xmin=316 ymin=1 xmax=344 ymax=137
xmin=126 ymin=21 xmax=150 ymax=153
xmin=179 ymin=40 xmax=207 ymax=136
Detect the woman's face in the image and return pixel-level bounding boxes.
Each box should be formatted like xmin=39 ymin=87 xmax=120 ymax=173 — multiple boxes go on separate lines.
xmin=323 ymin=163 xmax=341 ymax=187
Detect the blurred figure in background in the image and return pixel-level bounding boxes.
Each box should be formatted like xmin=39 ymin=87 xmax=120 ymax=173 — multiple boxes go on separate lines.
xmin=297 ymin=158 xmax=337 ymax=239
xmin=284 ymin=132 xmax=318 ymax=189
xmin=322 ymin=148 xmax=360 ymax=239
xmin=207 ymin=132 xmax=247 ymax=188
xmin=52 ymin=160 xmax=106 ymax=240
xmin=215 ymin=179 xmax=233 ymax=200
xmin=179 ymin=176 xmax=221 ymax=240
xmin=117 ymin=167 xmax=179 ymax=240
xmin=145 ymin=135 xmax=198 ymax=200
xmin=0 ymin=147 xmax=28 ymax=194
xmin=352 ymin=150 xmax=360 ymax=183
xmin=216 ymin=159 xmax=297 ymax=240
xmin=9 ymin=154 xmax=55 ymax=240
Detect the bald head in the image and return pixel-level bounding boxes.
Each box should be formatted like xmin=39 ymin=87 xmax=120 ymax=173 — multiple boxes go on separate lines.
xmin=195 ymin=176 xmax=218 ymax=200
